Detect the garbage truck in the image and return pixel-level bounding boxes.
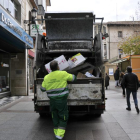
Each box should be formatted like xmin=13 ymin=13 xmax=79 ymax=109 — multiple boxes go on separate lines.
xmin=33 ymin=12 xmax=106 ymax=117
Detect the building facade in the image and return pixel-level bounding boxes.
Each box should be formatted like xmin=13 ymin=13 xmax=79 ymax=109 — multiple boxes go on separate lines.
xmin=107 ymin=21 xmax=140 ymax=79
xmin=0 ymin=0 xmax=51 ymax=98
xmin=24 ymin=0 xmax=51 ymax=93
xmin=94 ymin=21 xmax=140 ymax=80
xmin=0 ymin=0 xmax=33 ymax=98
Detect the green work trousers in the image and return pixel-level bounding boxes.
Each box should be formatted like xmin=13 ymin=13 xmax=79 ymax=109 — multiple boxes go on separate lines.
xmin=50 ymin=99 xmax=68 ymax=140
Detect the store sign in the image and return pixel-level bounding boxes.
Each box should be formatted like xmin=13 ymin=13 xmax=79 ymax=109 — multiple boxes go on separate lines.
xmin=30 ymin=24 xmax=44 ymax=37
xmin=0 ymin=13 xmax=22 ymax=37
xmin=0 ymin=6 xmax=33 ymax=48
xmin=109 ymin=68 xmax=113 ymax=75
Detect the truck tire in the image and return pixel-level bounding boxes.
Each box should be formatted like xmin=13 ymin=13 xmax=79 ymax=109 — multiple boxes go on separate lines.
xmin=95 ymin=114 xmax=101 ymax=117
xmin=39 ymin=113 xmax=46 ymax=118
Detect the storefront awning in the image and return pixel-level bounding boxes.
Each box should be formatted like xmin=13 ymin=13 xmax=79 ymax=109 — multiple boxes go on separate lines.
xmin=0 ymin=6 xmax=33 ymax=53
xmin=111 ymin=58 xmax=128 ymax=64
xmin=109 ymin=56 xmax=129 ymax=64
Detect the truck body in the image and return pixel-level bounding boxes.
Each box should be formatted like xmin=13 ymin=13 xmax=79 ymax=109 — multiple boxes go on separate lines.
xmin=33 ymin=12 xmax=106 ymax=117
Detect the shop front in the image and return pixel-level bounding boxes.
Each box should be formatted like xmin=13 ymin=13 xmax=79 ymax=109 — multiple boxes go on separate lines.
xmin=118 ymin=55 xmax=140 ymax=81
xmin=28 ymin=49 xmax=35 ymax=94
xmin=0 ymin=53 xmax=10 ymax=96
xmin=0 ymin=5 xmax=33 ymax=98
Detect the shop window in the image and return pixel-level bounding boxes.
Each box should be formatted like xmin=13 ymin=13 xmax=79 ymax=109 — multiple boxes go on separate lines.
xmin=118 ymin=31 xmax=123 ymax=37
xmin=0 ymin=53 xmax=10 ymax=93
xmin=28 ymin=57 xmax=34 ymax=90
xmin=104 ymin=44 xmax=107 ymax=59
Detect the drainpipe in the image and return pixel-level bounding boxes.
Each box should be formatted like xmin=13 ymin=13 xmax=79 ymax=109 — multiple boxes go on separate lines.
xmin=108 ymin=25 xmax=110 ymax=59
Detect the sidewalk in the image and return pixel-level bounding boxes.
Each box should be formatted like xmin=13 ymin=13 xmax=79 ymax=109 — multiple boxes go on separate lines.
xmin=0 ymin=96 xmax=23 ymax=107
xmin=0 ymin=81 xmax=140 ymax=140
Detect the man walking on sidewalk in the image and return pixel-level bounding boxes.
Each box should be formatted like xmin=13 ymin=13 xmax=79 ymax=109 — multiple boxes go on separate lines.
xmin=122 ymin=66 xmax=139 ymax=114
xmin=40 ymin=60 xmax=76 ymax=140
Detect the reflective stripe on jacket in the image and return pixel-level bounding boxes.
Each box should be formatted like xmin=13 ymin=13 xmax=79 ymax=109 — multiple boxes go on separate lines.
xmin=41 ymin=70 xmax=76 ymax=99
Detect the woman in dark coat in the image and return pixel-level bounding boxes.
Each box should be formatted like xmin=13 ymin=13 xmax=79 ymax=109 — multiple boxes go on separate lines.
xmin=105 ymin=73 xmax=110 ymax=90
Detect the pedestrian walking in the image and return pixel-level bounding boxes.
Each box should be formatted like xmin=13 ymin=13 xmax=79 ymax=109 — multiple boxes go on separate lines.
xmin=105 ymin=73 xmax=110 ymax=90
xmin=120 ymin=72 xmax=125 ymax=97
xmin=122 ymin=66 xmax=139 ymax=114
xmin=40 ymin=60 xmax=76 ymax=140
xmin=114 ymin=66 xmax=120 ymax=87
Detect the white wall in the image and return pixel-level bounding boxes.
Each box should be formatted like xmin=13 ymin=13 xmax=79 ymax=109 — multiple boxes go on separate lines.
xmin=108 ymin=25 xmax=140 ymax=59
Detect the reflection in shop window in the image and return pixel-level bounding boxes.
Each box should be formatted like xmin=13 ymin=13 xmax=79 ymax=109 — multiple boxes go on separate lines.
xmin=104 ymin=44 xmax=107 ymax=59
xmin=29 ymin=57 xmax=34 ymax=90
xmin=0 ymin=54 xmax=10 ymax=93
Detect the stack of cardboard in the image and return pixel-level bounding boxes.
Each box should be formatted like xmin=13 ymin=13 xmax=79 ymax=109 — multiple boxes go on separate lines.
xmin=68 ymin=53 xmax=86 ymax=69
xmin=45 ymin=55 xmax=69 ymax=73
xmin=45 ymin=53 xmax=96 ymax=78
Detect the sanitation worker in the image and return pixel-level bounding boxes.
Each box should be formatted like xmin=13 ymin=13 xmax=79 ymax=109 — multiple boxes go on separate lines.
xmin=40 ymin=60 xmax=76 ymax=140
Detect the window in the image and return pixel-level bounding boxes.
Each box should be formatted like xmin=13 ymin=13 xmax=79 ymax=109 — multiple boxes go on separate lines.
xmin=118 ymin=31 xmax=123 ymax=37
xmin=103 ymin=26 xmax=106 ymax=34
xmin=0 ymin=0 xmax=21 ymax=23
xmin=134 ymin=31 xmax=140 ymax=36
xmin=9 ymin=0 xmax=15 ymax=17
xmin=0 ymin=0 xmax=4 ymax=6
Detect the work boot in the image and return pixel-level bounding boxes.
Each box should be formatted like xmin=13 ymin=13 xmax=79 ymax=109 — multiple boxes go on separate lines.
xmin=136 ymin=107 xmax=139 ymax=114
xmin=126 ymin=107 xmax=131 ymax=111
xmin=55 ymin=138 xmax=62 ymax=140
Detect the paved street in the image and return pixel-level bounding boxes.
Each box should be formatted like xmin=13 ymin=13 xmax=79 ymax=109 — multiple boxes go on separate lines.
xmin=0 ymin=81 xmax=140 ymax=140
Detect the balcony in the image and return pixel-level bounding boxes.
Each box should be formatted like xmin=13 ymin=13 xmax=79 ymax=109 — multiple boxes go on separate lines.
xmin=30 ymin=0 xmax=38 ymax=9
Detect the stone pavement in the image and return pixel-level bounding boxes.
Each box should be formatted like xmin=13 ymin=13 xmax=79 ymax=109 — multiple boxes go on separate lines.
xmin=0 ymin=81 xmax=140 ymax=140
xmin=0 ymin=96 xmax=23 ymax=107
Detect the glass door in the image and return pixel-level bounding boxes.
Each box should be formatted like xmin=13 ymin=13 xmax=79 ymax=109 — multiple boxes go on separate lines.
xmin=0 ymin=53 xmax=10 ymax=93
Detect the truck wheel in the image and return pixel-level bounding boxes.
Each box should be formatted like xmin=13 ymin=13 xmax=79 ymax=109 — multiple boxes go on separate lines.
xmin=95 ymin=114 xmax=101 ymax=117
xmin=39 ymin=113 xmax=46 ymax=118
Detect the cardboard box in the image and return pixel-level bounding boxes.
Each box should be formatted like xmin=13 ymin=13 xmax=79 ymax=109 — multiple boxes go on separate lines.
xmin=77 ymin=69 xmax=94 ymax=79
xmin=77 ymin=72 xmax=86 ymax=79
xmin=85 ymin=71 xmax=95 ymax=78
xmin=45 ymin=55 xmax=69 ymax=73
xmin=68 ymin=53 xmax=86 ymax=69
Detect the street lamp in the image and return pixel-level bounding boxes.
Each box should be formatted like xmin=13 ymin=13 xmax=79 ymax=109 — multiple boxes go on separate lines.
xmin=31 ymin=7 xmax=37 ymax=18
xmin=24 ymin=7 xmax=45 ymax=34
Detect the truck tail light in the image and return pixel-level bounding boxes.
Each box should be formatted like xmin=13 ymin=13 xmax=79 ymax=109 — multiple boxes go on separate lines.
xmin=102 ymin=36 xmax=105 ymax=40
xmin=97 ymin=104 xmax=105 ymax=109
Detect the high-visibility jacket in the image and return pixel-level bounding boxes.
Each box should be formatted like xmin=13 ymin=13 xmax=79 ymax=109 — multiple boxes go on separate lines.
xmin=41 ymin=70 xmax=76 ymax=100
